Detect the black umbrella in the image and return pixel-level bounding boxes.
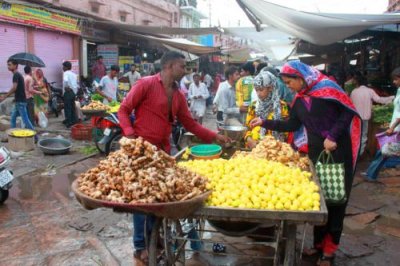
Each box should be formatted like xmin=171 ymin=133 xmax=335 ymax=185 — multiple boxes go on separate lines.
xmin=8 ymin=52 xmax=46 ymax=67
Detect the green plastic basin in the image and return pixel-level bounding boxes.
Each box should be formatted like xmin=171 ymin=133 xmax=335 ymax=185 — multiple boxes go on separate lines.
xmin=190 ymin=144 xmax=222 ymax=156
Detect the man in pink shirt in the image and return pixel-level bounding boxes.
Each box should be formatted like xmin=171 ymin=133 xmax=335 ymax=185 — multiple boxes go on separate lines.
xmin=24 ymin=66 xmax=42 ymax=126
xmin=350 ymin=74 xmax=394 ymax=155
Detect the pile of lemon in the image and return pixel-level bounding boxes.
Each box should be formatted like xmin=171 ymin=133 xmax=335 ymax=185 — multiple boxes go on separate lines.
xmin=178 ymin=155 xmax=320 ymax=211
xmin=10 ymin=129 xmax=36 ymax=137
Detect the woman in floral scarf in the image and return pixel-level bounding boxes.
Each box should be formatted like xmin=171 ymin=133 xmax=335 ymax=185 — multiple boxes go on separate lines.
xmin=244 ymin=68 xmax=289 ymax=148
xmin=250 ymin=60 xmax=361 ymax=266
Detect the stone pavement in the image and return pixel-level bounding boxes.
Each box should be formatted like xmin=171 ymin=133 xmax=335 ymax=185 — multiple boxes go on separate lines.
xmin=1 ymin=109 xmax=400 ymax=265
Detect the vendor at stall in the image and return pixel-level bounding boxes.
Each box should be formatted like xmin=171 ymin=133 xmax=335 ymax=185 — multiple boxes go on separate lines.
xmin=118 ymin=51 xmax=230 ymax=265
xmin=96 ymin=65 xmax=119 ymax=103
xmin=250 ymin=60 xmax=361 ymax=266
xmin=244 ymin=68 xmax=289 ymax=149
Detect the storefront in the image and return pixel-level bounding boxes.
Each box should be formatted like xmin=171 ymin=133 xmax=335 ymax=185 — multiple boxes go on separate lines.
xmin=0 ymin=22 xmax=26 ymax=92
xmin=0 ymin=1 xmax=81 ymax=90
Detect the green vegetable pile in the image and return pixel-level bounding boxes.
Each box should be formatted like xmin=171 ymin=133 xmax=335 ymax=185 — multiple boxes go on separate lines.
xmin=108 ymin=100 xmax=119 ymax=107
xmin=372 ymin=103 xmax=393 ymax=124
xmin=91 ymin=94 xmax=104 ymax=102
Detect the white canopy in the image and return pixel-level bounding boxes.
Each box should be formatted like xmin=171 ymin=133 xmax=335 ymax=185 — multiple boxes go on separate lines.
xmin=223 ymin=26 xmax=296 ymax=62
xmin=123 ymin=31 xmax=220 ymax=55
xmin=237 ymin=0 xmax=400 ymax=45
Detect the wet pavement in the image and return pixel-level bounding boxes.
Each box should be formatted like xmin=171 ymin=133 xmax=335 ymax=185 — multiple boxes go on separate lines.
xmin=1 ymin=110 xmax=400 ymax=265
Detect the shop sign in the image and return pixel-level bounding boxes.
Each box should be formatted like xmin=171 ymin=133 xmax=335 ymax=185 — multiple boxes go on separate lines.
xmin=0 ymin=1 xmax=80 ymax=35
xmin=97 ymin=44 xmax=119 ymax=69
xmin=81 ymin=26 xmax=110 ymax=42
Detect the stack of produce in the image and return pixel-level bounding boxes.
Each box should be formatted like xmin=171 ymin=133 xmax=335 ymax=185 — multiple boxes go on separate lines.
xmin=108 ymin=101 xmax=120 ymax=113
xmin=234 ymin=136 xmax=309 ymax=170
xmin=372 ymin=103 xmax=393 ymax=124
xmin=81 ymin=101 xmax=110 ymax=111
xmin=77 ymin=137 xmax=208 ymax=203
xmin=179 ymin=155 xmax=320 ymax=211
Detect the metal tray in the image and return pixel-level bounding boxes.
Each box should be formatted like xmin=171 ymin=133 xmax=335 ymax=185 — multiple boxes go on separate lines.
xmin=72 ymin=180 xmax=211 ymax=219
xmin=81 ymin=109 xmax=108 ymax=116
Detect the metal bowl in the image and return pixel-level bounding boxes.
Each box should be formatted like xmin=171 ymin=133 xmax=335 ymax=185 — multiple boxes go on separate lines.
xmin=219 ymin=125 xmax=248 ymax=142
xmin=38 ymin=138 xmax=72 ymax=155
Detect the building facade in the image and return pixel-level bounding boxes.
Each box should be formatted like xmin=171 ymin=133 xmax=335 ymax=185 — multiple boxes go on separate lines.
xmin=32 ymin=0 xmax=180 ymax=27
xmin=0 ymin=0 xmax=180 ymax=91
xmin=388 ymin=0 xmax=400 ymax=12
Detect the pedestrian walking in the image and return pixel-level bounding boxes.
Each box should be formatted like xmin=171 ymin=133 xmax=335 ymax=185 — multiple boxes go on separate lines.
xmin=350 ymin=73 xmax=394 ymax=155
xmin=123 ymin=64 xmax=141 ymax=88
xmin=23 ymin=65 xmax=42 ymax=126
xmin=188 ymin=73 xmax=209 ymax=124
xmin=62 ymin=61 xmax=78 ymax=128
xmin=91 ymin=56 xmax=107 ymax=83
xmin=0 ymin=59 xmax=35 ymax=132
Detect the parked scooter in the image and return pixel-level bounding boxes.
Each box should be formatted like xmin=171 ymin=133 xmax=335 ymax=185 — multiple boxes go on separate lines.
xmin=77 ymin=77 xmax=96 ymax=107
xmin=94 ymin=113 xmax=123 ymax=155
xmin=47 ymin=81 xmax=64 ymax=117
xmin=0 ymin=147 xmax=14 ymax=204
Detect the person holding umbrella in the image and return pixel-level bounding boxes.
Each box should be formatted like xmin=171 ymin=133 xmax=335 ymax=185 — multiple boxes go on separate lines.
xmin=0 ymin=59 xmax=35 ymax=132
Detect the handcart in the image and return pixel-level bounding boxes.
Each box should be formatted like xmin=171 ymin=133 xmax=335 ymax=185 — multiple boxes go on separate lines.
xmin=72 ymin=153 xmax=328 ymax=266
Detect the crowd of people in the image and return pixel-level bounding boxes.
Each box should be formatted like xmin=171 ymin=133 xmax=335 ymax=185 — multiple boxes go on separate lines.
xmin=1 ymin=50 xmax=400 ymax=266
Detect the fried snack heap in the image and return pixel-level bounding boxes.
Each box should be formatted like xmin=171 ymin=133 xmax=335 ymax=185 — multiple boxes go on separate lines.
xmin=81 ymin=101 xmax=110 ymax=111
xmin=235 ymin=136 xmax=310 ymax=170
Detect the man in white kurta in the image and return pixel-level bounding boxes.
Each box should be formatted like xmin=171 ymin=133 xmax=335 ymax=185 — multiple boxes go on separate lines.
xmin=188 ymin=73 xmax=209 ymax=124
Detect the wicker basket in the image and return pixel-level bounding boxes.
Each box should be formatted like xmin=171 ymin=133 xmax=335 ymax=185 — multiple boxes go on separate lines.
xmin=71 ymin=124 xmax=93 ymax=141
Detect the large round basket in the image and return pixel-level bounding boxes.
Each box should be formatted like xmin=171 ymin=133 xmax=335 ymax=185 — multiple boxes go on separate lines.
xmin=81 ymin=109 xmax=108 ymax=117
xmin=72 ymin=180 xmax=211 ymax=219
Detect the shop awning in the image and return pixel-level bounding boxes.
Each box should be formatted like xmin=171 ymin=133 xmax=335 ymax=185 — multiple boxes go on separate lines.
xmin=223 ymin=26 xmax=296 ymax=62
xmin=123 ymin=31 xmax=220 ymax=55
xmin=97 ymin=21 xmax=222 ymax=36
xmin=237 ymin=0 xmax=400 ymax=45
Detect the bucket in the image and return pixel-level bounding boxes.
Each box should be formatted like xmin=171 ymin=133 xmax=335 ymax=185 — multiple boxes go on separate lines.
xmin=6 ymin=129 xmax=36 ymax=152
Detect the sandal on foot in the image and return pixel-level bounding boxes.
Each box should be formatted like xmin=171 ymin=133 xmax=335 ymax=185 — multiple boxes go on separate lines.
xmin=302 ymin=247 xmax=321 ymax=257
xmin=318 ymin=254 xmax=335 ymax=266
xmin=134 ymin=250 xmax=149 ymax=265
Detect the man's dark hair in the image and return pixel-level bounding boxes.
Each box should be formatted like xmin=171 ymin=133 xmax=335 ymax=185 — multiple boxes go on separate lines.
xmin=160 ymin=51 xmax=185 ymax=68
xmin=391 ymin=67 xmax=400 ymax=78
xmin=241 ymin=62 xmax=255 ymax=76
xmin=110 ymin=65 xmax=120 ymax=72
xmin=62 ymin=61 xmax=72 ymax=70
xmin=24 ymin=65 xmax=32 ymax=74
xmin=96 ymin=56 xmax=103 ymax=60
xmin=225 ymin=66 xmax=238 ymax=79
xmin=353 ymin=73 xmax=367 ymax=86
xmin=193 ymin=73 xmax=200 ymax=78
xmin=7 ymin=59 xmax=18 ymax=66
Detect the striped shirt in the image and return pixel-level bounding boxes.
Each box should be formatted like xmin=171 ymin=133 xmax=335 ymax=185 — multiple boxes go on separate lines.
xmin=118 ymin=73 xmax=216 ymax=152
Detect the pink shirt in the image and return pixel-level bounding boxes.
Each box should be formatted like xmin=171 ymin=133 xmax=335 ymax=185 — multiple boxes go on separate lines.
xmin=350 ymin=85 xmax=394 ymax=120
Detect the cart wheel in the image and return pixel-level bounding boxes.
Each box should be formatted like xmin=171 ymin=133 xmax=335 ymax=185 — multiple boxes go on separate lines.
xmin=149 ymin=217 xmax=162 ymax=266
xmin=165 ymin=220 xmax=186 ymax=265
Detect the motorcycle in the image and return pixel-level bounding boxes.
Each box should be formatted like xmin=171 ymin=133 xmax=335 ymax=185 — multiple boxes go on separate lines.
xmin=94 ymin=113 xmax=123 ymax=155
xmin=0 ymin=147 xmax=14 ymax=204
xmin=47 ymin=81 xmax=64 ymax=117
xmin=77 ymin=78 xmax=96 ymax=107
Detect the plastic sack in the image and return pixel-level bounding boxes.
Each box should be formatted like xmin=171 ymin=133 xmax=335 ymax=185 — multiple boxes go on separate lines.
xmin=38 ymin=111 xmax=48 ymax=128
xmin=376 ymin=131 xmax=400 ymax=149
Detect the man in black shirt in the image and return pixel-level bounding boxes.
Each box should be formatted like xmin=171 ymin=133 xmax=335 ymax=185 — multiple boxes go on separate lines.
xmin=0 ymin=59 xmax=35 ymax=131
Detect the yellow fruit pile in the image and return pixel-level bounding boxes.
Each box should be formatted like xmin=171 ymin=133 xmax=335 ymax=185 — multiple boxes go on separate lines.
xmin=10 ymin=129 xmax=36 ymax=137
xmin=178 ymin=155 xmax=320 ymax=211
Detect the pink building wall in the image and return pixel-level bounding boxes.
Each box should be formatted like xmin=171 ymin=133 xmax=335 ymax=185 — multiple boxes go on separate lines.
xmin=37 ymin=0 xmax=180 ymax=27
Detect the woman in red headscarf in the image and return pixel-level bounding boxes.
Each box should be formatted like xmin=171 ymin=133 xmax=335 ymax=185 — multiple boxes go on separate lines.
xmin=250 ymin=60 xmax=361 ymax=266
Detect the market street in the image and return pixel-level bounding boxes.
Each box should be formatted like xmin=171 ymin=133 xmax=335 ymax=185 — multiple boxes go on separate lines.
xmin=0 ymin=110 xmax=400 ymax=266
